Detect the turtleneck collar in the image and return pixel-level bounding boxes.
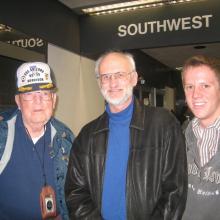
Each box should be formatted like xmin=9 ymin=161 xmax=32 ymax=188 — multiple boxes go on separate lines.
xmin=106 ymin=96 xmax=134 ymax=122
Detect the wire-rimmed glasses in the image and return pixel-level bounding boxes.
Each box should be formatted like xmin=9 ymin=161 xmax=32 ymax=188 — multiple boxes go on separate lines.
xmin=20 ymin=91 xmax=53 ymax=101
xmin=97 ymin=70 xmax=134 ymax=84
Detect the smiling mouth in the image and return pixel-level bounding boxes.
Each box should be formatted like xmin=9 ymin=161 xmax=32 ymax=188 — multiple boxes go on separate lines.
xmin=109 ymin=88 xmax=122 ymax=92
xmin=34 ymin=109 xmax=43 ymax=112
xmin=192 ymin=102 xmax=206 ymax=108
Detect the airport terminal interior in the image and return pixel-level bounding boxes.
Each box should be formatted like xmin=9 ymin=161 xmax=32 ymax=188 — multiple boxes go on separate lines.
xmin=0 ymin=0 xmax=219 ymax=132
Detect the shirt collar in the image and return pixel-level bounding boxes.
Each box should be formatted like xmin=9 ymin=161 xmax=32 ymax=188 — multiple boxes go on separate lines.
xmin=192 ymin=117 xmax=220 ymax=130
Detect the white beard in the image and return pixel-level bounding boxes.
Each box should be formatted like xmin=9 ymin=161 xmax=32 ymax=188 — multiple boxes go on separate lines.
xmin=101 ymin=86 xmax=133 ymax=106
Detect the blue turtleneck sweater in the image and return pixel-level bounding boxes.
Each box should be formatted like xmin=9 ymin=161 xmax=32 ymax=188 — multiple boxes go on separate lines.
xmin=101 ymin=98 xmax=134 ymax=220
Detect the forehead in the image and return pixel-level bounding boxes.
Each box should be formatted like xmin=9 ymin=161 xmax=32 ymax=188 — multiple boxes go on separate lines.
xmin=183 ymin=65 xmax=218 ymax=82
xmin=99 ymin=53 xmax=131 ymax=72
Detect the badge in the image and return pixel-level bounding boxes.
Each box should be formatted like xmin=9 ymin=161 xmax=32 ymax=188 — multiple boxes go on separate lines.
xmin=40 ymin=185 xmax=57 ymax=219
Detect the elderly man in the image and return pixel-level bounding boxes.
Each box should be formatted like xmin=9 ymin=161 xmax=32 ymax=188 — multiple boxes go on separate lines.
xmin=182 ymin=55 xmax=220 ymax=220
xmin=0 ymin=62 xmax=74 ymax=220
xmin=65 ymin=51 xmax=187 ymax=220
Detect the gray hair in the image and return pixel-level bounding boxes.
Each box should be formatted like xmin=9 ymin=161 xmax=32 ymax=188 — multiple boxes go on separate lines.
xmin=95 ymin=50 xmax=136 ymax=78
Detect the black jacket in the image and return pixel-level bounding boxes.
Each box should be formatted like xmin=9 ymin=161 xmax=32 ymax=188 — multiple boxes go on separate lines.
xmin=65 ymin=98 xmax=187 ymax=220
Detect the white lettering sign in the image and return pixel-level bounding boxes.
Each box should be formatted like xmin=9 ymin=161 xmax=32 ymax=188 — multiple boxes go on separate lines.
xmin=7 ymin=38 xmax=44 ymax=48
xmin=117 ymin=14 xmax=213 ymax=37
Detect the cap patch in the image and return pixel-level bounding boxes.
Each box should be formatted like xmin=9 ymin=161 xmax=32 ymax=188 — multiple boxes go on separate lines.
xmin=16 ymin=62 xmax=56 ymax=94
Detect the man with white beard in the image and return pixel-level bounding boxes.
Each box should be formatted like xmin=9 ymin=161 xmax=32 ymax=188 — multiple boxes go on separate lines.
xmin=65 ymin=51 xmax=187 ymax=220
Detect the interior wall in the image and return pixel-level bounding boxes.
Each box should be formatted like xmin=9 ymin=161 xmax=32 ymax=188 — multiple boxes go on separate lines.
xmin=79 ymin=55 xmax=105 ymax=126
xmin=48 ymin=44 xmax=104 ymax=135
xmin=163 ymin=87 xmax=175 ymax=111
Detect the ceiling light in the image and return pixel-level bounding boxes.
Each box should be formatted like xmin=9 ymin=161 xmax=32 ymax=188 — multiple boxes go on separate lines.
xmin=83 ymin=0 xmax=161 ymax=13
xmin=82 ymin=0 xmax=202 ymax=16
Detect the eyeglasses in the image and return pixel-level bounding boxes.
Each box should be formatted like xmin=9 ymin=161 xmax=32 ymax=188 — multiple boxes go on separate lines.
xmin=97 ymin=71 xmax=134 ymax=84
xmin=20 ymin=91 xmax=54 ymax=101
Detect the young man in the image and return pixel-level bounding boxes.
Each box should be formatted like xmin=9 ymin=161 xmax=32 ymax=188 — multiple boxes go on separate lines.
xmin=182 ymin=55 xmax=220 ymax=220
xmin=0 ymin=62 xmax=74 ymax=220
xmin=65 ymin=51 xmax=187 ymax=220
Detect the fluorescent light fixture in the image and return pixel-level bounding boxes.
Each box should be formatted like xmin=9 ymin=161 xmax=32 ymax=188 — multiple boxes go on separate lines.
xmin=83 ymin=0 xmax=162 ymax=13
xmin=82 ymin=0 xmax=203 ymax=16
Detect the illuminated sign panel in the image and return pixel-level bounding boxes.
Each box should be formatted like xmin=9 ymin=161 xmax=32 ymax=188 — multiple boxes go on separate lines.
xmin=80 ymin=0 xmax=220 ymax=54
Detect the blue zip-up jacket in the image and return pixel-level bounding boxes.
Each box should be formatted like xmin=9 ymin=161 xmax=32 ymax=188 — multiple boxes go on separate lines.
xmin=0 ymin=110 xmax=74 ymax=220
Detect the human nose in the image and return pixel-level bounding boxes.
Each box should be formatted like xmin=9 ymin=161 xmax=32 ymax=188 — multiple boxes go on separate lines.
xmin=108 ymin=73 xmax=118 ymax=84
xmin=192 ymin=86 xmax=202 ymax=98
xmin=33 ymin=93 xmax=43 ymax=102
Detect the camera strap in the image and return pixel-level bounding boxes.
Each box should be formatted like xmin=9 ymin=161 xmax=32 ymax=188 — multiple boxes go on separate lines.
xmin=25 ymin=126 xmax=57 ymax=219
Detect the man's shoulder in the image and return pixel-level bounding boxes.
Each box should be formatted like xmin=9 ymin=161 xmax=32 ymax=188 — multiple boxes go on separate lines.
xmin=144 ymin=105 xmax=168 ymax=114
xmin=51 ymin=117 xmax=71 ymax=130
xmin=144 ymin=105 xmax=177 ymax=123
xmin=0 ymin=120 xmax=9 ymax=158
xmin=184 ymin=120 xmax=194 ymax=137
xmin=0 ymin=107 xmax=18 ymax=121
xmin=79 ymin=112 xmax=107 ymax=136
xmin=51 ymin=117 xmax=74 ymax=140
xmin=0 ymin=120 xmax=8 ymax=138
xmin=0 ymin=119 xmax=7 ymax=128
xmin=0 ymin=114 xmax=15 ymax=132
